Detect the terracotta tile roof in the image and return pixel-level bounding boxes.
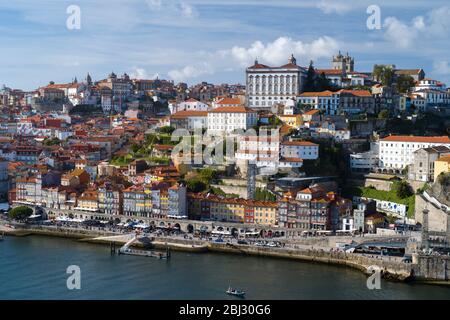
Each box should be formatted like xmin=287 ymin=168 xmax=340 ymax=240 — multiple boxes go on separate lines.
xmin=280 ymin=157 xmax=303 ymax=162
xmin=303 ymin=109 xmax=321 ymax=116
xmin=171 ymin=110 xmax=208 ymax=119
xmin=248 ymin=63 xmax=271 ymax=69
xmin=209 ymin=106 xmax=254 ymax=113
xmin=281 ymin=140 xmax=318 ymax=147
xmin=299 ymin=90 xmax=336 ymax=97
xmin=436 ymin=155 xmax=450 ymax=163
xmin=338 ymin=89 xmax=372 ymax=97
xmin=394 ymin=69 xmax=423 ymax=75
xmin=381 ymin=135 xmax=450 ymax=143
xmin=315 ymin=69 xmax=344 ymax=75
xmin=216 ymin=97 xmax=242 ymax=105
xmin=279 ymin=63 xmax=302 ymax=69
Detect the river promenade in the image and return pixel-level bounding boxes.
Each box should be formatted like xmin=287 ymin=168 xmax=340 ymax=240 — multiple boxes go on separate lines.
xmin=2 ymin=219 xmax=450 ymax=285
xmin=0 ymin=221 xmax=416 ymax=282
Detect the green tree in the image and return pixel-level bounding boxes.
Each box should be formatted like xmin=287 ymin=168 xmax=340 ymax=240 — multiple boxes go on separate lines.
xmin=43 ymin=137 xmax=61 ymax=146
xmin=391 ymin=180 xmax=413 ymax=199
xmin=304 ymin=61 xmax=316 ymax=92
xmin=378 ymin=109 xmax=390 ymax=119
xmin=373 ymin=64 xmax=394 ymax=86
xmin=198 ymin=168 xmax=219 ymax=183
xmin=396 ymin=75 xmax=415 ymax=93
xmin=131 ymin=143 xmax=141 ymax=153
xmin=186 ymin=179 xmax=207 ymax=193
xmin=8 ymin=206 xmax=33 ymax=220
xmin=437 ymin=172 xmax=450 ymax=186
xmin=381 ymin=67 xmax=394 ymax=86
xmin=158 ymin=126 xmax=175 ymax=134
xmin=316 ymin=72 xmax=332 ymax=91
xmin=255 ymin=188 xmax=276 ymax=201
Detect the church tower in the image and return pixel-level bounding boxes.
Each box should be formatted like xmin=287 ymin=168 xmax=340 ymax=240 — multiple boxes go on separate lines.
xmin=86 ymin=73 xmax=92 ymax=86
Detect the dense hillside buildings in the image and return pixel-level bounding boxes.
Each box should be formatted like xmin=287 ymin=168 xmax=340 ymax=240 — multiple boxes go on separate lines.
xmin=297 ymin=89 xmax=375 ymax=115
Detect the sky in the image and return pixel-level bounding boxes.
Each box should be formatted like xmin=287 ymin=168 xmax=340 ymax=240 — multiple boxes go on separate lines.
xmin=1 ymin=0 xmax=450 ymax=90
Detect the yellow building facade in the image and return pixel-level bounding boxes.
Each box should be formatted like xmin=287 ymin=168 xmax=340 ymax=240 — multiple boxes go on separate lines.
xmin=434 ymin=156 xmax=450 ymax=182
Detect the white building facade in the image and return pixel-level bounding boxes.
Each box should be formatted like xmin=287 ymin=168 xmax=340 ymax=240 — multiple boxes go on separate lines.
xmin=246 ymin=55 xmax=306 ymax=109
xmin=297 ymin=91 xmax=340 ymax=115
xmin=378 ymin=136 xmax=450 ymax=171
xmin=173 ymin=98 xmax=209 ymax=114
xmin=207 ymin=106 xmax=257 ymax=134
xmin=280 ymin=141 xmax=319 ymax=160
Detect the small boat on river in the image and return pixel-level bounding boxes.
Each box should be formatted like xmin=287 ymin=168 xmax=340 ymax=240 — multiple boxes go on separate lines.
xmin=226 ymin=286 xmax=246 ymax=297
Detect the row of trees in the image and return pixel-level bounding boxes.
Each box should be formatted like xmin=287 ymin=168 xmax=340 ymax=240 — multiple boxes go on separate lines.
xmin=303 ymin=62 xmax=334 ymax=92
xmin=302 ymin=62 xmax=415 ymax=95
xmin=372 ymin=64 xmax=416 ymax=93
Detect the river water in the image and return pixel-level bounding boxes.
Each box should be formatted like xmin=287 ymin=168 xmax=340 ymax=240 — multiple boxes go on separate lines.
xmin=1 ymin=236 xmax=449 ymax=299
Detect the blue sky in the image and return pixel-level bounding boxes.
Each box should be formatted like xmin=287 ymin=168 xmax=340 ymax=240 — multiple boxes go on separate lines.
xmin=1 ymin=0 xmax=450 ymax=90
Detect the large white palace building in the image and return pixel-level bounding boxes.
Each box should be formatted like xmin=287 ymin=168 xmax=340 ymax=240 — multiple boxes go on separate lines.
xmin=246 ymin=55 xmax=307 ymax=109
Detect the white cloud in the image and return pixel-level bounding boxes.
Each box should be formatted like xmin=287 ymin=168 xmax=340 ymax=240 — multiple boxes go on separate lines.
xmin=426 ymin=6 xmax=450 ymax=36
xmin=130 ymin=68 xmax=148 ymax=79
xmin=167 ymin=36 xmax=339 ymax=82
xmin=316 ymin=0 xmax=352 ymax=14
xmin=433 ymin=61 xmax=450 ymax=75
xmin=146 ymin=0 xmax=162 ymax=10
xmin=180 ymin=2 xmax=198 ymax=18
xmin=383 ymin=17 xmax=417 ymax=48
xmin=228 ymin=36 xmax=339 ymax=67
xmin=146 ymin=0 xmax=198 ymax=19
xmin=383 ymin=6 xmax=450 ymax=48
xmin=130 ymin=67 xmax=160 ymax=79
xmin=168 ymin=63 xmax=214 ymax=82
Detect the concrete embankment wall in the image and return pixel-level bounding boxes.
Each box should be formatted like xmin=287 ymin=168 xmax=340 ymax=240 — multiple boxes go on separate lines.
xmin=208 ymin=243 xmax=413 ymax=281
xmin=413 ymin=255 xmax=450 ymax=283
xmin=3 ymin=227 xmax=113 ymax=239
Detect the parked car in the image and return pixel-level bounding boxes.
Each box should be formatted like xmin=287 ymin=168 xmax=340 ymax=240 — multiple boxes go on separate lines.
xmin=214 ymin=238 xmax=224 ymax=243
xmin=266 ymin=241 xmax=278 ymax=247
xmin=237 ymin=240 xmax=248 ymax=245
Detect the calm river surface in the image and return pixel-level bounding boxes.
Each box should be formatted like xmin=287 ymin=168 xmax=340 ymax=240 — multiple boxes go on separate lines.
xmin=1 ymin=236 xmax=449 ymax=299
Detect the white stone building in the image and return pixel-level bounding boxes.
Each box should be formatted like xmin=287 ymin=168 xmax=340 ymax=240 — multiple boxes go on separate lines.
xmin=280 ymin=140 xmax=319 ymax=160
xmin=207 ymin=106 xmax=257 ymax=134
xmin=350 ymin=142 xmax=379 ymax=172
xmin=246 ymin=55 xmax=306 ymax=109
xmin=172 ymin=98 xmax=209 ymax=114
xmin=235 ymin=135 xmax=280 ymax=171
xmin=378 ymin=135 xmax=450 ymax=171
